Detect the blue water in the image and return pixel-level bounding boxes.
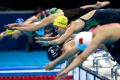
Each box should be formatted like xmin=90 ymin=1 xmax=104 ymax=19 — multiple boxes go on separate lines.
xmin=0 ymin=51 xmax=50 ymax=68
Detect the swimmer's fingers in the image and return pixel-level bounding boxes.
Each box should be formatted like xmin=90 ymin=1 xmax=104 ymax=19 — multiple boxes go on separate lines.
xmin=36 ymin=40 xmax=58 ymax=45
xmin=39 ymin=41 xmax=49 ymax=46
xmin=36 ymin=40 xmax=47 ymax=44
xmin=45 ymin=33 xmax=53 ymax=37
xmin=35 ymin=40 xmax=42 ymax=43
xmin=35 ymin=37 xmax=49 ymax=41
xmin=35 ymin=37 xmax=44 ymax=40
xmin=41 ymin=44 xmax=49 ymax=46
xmin=0 ymin=32 xmax=4 ymax=39
xmin=0 ymin=32 xmax=7 ymax=39
xmin=4 ymin=23 xmax=18 ymax=29
xmin=4 ymin=25 xmax=12 ymax=29
xmin=55 ymin=72 xmax=67 ymax=80
xmin=36 ymin=40 xmax=49 ymax=46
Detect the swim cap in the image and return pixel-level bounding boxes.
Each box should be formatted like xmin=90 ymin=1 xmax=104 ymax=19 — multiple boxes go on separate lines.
xmin=47 ymin=8 xmax=63 ymax=15
xmin=15 ymin=18 xmax=24 ymax=23
xmin=35 ymin=28 xmax=45 ymax=36
xmin=74 ymin=32 xmax=92 ymax=51
xmin=5 ymin=18 xmax=24 ymax=35
xmin=53 ymin=16 xmax=68 ymax=28
xmin=5 ymin=29 xmax=18 ymax=35
xmin=47 ymin=46 xmax=62 ymax=61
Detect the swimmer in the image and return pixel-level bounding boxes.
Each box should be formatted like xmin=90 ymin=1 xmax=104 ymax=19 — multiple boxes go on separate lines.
xmin=6 ymin=1 xmax=110 ymax=31
xmin=37 ymin=8 xmax=120 ymax=46
xmin=0 ymin=18 xmax=24 ymax=39
xmin=55 ymin=23 xmax=120 ymax=80
xmin=36 ymin=9 xmax=120 ymax=73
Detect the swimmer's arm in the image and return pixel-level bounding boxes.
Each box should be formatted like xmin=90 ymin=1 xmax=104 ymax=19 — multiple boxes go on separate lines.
xmin=23 ymin=16 xmax=38 ymax=24
xmin=9 ymin=16 xmax=39 ymax=36
xmin=6 ymin=13 xmax=41 ymax=29
xmin=3 ymin=14 xmax=41 ymax=36
xmin=9 ymin=13 xmax=63 ymax=31
xmin=44 ymin=34 xmax=61 ymax=40
xmin=55 ymin=28 xmax=74 ymax=44
xmin=59 ymin=33 xmax=108 ymax=74
xmin=48 ymin=26 xmax=74 ymax=45
xmin=23 ymin=13 xmax=42 ymax=24
xmin=98 ymin=44 xmax=108 ymax=52
xmin=35 ymin=25 xmax=74 ymax=45
xmin=52 ymin=20 xmax=85 ymax=45
xmin=6 ymin=16 xmax=37 ymax=35
xmin=60 ymin=56 xmax=76 ymax=73
xmin=0 ymin=31 xmax=7 ymax=39
xmin=7 ymin=15 xmax=38 ymax=36
xmin=35 ymin=34 xmax=60 ymax=41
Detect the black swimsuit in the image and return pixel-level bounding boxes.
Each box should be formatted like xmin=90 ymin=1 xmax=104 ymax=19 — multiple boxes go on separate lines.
xmin=105 ymin=40 xmax=120 ymax=64
xmin=92 ymin=9 xmax=120 ymax=24
xmin=81 ymin=9 xmax=120 ymax=31
xmin=63 ymin=7 xmax=95 ymax=23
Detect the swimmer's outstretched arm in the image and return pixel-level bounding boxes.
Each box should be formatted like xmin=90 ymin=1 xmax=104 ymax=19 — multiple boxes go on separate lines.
xmin=54 ymin=21 xmax=85 ymax=44
xmin=37 ymin=20 xmax=85 ymax=45
xmin=0 ymin=13 xmax=42 ymax=39
xmin=5 ymin=13 xmax=41 ymax=28
xmin=7 ymin=13 xmax=64 ymax=31
xmin=35 ymin=34 xmax=60 ymax=41
xmin=0 ymin=32 xmax=7 ymax=39
xmin=23 ymin=13 xmax=41 ymax=24
xmin=55 ymin=33 xmax=108 ymax=80
xmin=4 ymin=15 xmax=40 ymax=35
xmin=36 ymin=10 xmax=96 ymax=45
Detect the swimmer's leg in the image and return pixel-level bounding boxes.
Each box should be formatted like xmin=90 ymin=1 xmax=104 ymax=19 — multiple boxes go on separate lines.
xmin=80 ymin=1 xmax=110 ymax=9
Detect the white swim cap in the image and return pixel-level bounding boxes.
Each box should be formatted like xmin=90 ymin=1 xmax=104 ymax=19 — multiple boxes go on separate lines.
xmin=74 ymin=32 xmax=93 ymax=51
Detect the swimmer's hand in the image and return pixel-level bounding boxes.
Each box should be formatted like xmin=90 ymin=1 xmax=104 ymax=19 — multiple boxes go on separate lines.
xmin=0 ymin=32 xmax=5 ymax=39
xmin=35 ymin=37 xmax=49 ymax=41
xmin=45 ymin=61 xmax=57 ymax=71
xmin=36 ymin=40 xmax=59 ymax=46
xmin=36 ymin=40 xmax=50 ymax=46
xmin=4 ymin=23 xmax=18 ymax=29
xmin=55 ymin=71 xmax=68 ymax=80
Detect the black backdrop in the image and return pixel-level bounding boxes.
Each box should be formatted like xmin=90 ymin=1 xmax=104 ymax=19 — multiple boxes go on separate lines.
xmin=0 ymin=0 xmax=119 ymax=10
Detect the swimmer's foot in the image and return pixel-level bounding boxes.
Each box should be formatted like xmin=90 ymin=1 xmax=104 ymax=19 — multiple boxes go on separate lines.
xmin=45 ymin=61 xmax=57 ymax=70
xmin=96 ymin=1 xmax=110 ymax=8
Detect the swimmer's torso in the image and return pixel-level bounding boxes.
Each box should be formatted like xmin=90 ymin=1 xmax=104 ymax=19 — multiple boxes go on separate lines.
xmin=105 ymin=39 xmax=120 ymax=64
xmin=35 ymin=8 xmax=62 ymax=36
xmin=63 ymin=7 xmax=95 ymax=23
xmin=81 ymin=9 xmax=120 ymax=31
xmin=93 ymin=23 xmax=120 ymax=64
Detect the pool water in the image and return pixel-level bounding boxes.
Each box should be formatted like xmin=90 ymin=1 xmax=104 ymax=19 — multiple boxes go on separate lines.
xmin=0 ymin=51 xmax=73 ymax=80
xmin=0 ymin=50 xmax=63 ymax=78
xmin=0 ymin=51 xmax=50 ymax=68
